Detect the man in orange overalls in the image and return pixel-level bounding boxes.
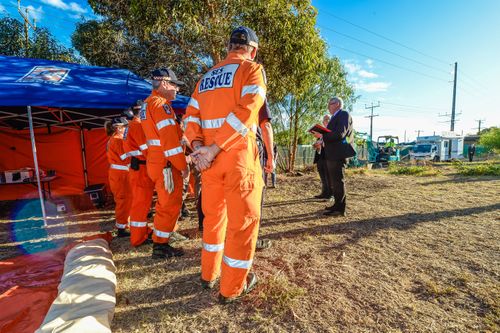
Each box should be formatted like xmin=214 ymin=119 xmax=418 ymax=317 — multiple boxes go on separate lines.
xmin=141 ymin=68 xmax=189 ymax=259
xmin=184 ymin=26 xmax=266 ymax=303
xmin=122 ymin=101 xmax=155 ymax=247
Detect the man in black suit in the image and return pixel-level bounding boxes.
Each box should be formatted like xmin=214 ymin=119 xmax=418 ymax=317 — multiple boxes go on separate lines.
xmin=312 ymin=97 xmax=355 ymax=217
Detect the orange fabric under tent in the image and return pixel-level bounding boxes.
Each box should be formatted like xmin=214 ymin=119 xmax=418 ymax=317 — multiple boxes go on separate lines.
xmin=0 ymin=127 xmax=108 ymax=201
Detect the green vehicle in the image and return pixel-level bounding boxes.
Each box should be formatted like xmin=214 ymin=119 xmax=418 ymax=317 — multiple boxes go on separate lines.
xmin=376 ymin=136 xmax=400 ymax=163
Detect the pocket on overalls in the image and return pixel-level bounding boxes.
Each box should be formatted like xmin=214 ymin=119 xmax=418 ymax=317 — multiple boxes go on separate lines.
xmin=240 ymin=172 xmax=255 ymax=192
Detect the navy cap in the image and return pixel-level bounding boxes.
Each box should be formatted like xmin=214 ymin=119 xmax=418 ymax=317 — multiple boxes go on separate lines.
xmin=151 ymin=67 xmax=185 ymax=86
xmin=230 ymin=26 xmax=259 ymax=48
xmin=111 ymin=116 xmax=128 ymax=127
xmin=123 ymin=99 xmax=143 ymax=119
xmin=122 ymin=108 xmax=134 ymax=120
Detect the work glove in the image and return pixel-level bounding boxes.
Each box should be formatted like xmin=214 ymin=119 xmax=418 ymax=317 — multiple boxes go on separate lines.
xmin=163 ymin=166 xmax=174 ymax=193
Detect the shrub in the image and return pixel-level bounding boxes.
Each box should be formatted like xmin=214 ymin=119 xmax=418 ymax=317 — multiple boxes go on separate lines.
xmin=453 ymin=161 xmax=500 ymax=176
xmin=479 ymin=127 xmax=500 ymax=153
xmin=388 ymin=163 xmax=440 ymax=176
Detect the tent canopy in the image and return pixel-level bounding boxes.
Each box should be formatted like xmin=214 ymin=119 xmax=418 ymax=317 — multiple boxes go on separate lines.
xmin=0 ymin=55 xmax=189 ymax=129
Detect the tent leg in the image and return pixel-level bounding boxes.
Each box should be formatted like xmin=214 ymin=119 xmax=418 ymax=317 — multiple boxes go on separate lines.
xmin=80 ymin=126 xmax=89 ymax=187
xmin=27 ymin=106 xmax=48 ymax=227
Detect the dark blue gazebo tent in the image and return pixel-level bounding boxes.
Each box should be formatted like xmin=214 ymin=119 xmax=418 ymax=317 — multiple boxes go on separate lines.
xmin=0 ymin=55 xmax=189 ymax=224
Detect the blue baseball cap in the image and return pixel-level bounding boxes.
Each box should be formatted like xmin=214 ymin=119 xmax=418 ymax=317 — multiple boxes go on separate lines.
xmin=230 ymin=26 xmax=259 ymax=48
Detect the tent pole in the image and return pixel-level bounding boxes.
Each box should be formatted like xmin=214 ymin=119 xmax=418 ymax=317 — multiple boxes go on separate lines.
xmin=80 ymin=125 xmax=89 ymax=187
xmin=27 ymin=106 xmax=48 ymax=227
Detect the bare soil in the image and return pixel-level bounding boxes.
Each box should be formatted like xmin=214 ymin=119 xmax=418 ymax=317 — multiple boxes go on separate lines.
xmin=1 ymin=167 xmax=499 ymax=332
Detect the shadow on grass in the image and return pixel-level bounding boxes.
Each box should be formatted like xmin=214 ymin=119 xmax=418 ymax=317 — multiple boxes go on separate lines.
xmin=0 ymin=236 xmax=81 ymax=260
xmin=419 ymin=176 xmax=499 ymax=186
xmin=0 ymin=217 xmax=113 ymax=260
xmin=264 ymin=198 xmax=320 ymax=208
xmin=112 ymin=273 xmax=220 ymax=331
xmin=114 ymin=249 xmax=200 ymax=278
xmin=2 ymin=220 xmax=113 ymax=243
xmin=261 ymin=212 xmax=323 ymax=228
xmin=262 ymin=203 xmax=500 ymax=250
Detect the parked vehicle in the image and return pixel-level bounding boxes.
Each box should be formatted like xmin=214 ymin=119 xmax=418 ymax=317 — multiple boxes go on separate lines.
xmin=410 ymin=143 xmax=439 ymax=161
xmin=412 ymin=134 xmax=464 ymax=161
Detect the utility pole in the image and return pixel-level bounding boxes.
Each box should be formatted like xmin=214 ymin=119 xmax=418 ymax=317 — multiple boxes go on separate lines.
xmin=415 ymin=130 xmax=422 ymax=140
xmin=475 ymin=119 xmax=485 ymax=134
xmin=364 ymin=102 xmax=380 ymax=139
xmin=17 ymin=0 xmax=36 ymax=57
xmin=450 ymin=62 xmax=458 ymax=132
xmin=404 ymin=130 xmax=406 ymax=143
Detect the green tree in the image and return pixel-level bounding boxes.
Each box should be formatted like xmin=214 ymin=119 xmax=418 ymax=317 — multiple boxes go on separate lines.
xmin=75 ymin=0 xmax=327 ymax=101
xmin=0 ymin=17 xmax=25 ymax=57
xmin=72 ymin=19 xmax=200 ymax=92
xmin=479 ymin=127 xmax=500 ymax=154
xmin=0 ymin=16 xmax=79 ymax=62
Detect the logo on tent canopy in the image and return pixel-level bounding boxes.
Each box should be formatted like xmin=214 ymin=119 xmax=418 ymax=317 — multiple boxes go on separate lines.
xmin=17 ymin=66 xmax=70 ymax=84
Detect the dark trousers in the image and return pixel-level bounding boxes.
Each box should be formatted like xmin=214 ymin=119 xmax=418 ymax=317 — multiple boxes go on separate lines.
xmin=317 ymin=158 xmax=330 ymax=196
xmin=326 ymin=159 xmax=347 ymax=212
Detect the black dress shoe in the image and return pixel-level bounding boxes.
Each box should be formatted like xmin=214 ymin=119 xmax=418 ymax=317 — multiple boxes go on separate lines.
xmin=314 ymin=194 xmax=331 ymax=199
xmin=323 ymin=210 xmax=346 ymax=217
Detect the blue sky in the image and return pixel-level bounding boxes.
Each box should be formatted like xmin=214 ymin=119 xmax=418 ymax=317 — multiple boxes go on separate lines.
xmin=1 ymin=0 xmax=499 ymax=140
xmin=314 ymin=0 xmax=499 ymax=140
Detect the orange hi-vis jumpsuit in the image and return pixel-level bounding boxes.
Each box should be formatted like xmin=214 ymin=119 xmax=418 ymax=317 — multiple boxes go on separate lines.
xmin=184 ymin=51 xmax=266 ymax=298
xmin=106 ymin=133 xmax=132 ymax=230
xmin=122 ymin=117 xmax=154 ymax=246
xmin=141 ymin=90 xmax=187 ymax=244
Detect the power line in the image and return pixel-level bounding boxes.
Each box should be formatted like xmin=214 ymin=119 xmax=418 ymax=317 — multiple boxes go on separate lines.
xmin=318 ymin=24 xmax=451 ymax=76
xmin=457 ymin=86 xmax=478 ymax=98
xmin=460 ymin=69 xmax=489 ymax=90
xmin=333 ymin=45 xmax=450 ymax=83
xmin=315 ymin=6 xmax=451 ymax=65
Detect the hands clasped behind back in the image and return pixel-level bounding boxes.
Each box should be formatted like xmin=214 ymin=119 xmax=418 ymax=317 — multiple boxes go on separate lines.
xmin=190 ymin=144 xmax=220 ymax=171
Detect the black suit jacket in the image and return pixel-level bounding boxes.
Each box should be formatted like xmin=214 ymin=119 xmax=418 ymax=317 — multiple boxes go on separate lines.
xmin=323 ymin=109 xmax=355 ymax=161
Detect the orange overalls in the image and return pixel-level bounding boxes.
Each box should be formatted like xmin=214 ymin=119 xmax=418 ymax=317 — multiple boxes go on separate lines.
xmin=141 ymin=91 xmax=187 ymax=244
xmin=122 ymin=117 xmax=154 ymax=246
xmin=106 ymin=134 xmax=132 ymax=230
xmin=184 ymin=51 xmax=266 ymax=298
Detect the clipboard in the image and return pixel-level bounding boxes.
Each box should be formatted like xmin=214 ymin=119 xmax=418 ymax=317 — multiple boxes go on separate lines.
xmin=308 ymin=124 xmax=331 ymax=134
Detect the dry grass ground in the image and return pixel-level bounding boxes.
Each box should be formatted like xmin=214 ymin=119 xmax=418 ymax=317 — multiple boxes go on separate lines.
xmin=1 ymin=165 xmax=499 ymax=332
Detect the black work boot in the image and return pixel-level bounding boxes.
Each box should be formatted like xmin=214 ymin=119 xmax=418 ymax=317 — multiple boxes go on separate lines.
xmin=201 ymin=277 xmax=218 ymax=290
xmin=219 ymin=272 xmax=258 ymax=304
xmin=151 ymin=243 xmax=184 ymax=259
xmin=116 ymin=229 xmax=130 ymax=238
